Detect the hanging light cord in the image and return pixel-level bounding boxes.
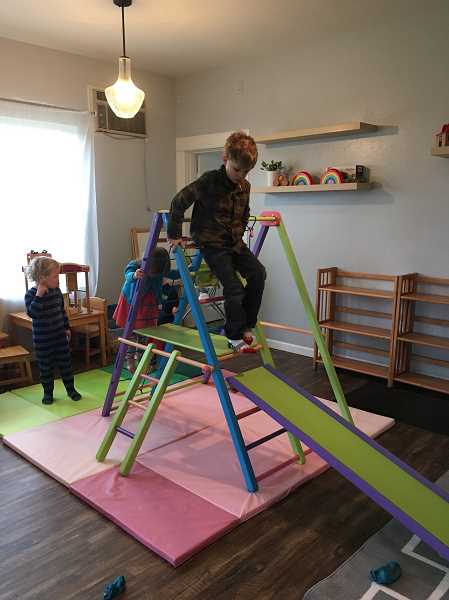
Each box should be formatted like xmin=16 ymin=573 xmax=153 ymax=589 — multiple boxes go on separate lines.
xmin=121 ymin=4 xmax=127 ymax=57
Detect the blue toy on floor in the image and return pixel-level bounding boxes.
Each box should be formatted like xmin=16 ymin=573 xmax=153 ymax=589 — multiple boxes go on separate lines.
xmin=103 ymin=575 xmax=126 ymax=600
xmin=370 ymin=561 xmax=402 ymax=585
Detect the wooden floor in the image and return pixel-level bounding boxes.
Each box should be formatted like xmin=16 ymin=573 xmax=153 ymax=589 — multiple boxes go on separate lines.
xmin=2 ymin=349 xmax=449 ymax=600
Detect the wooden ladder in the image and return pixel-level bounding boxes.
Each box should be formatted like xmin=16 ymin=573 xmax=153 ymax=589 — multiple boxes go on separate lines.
xmin=96 ymin=341 xmax=180 ymax=476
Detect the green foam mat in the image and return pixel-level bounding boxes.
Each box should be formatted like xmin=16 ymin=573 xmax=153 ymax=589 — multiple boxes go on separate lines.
xmin=12 ymin=370 xmax=129 ymax=418
xmin=12 ymin=368 xmax=191 ymax=419
xmin=100 ymin=365 xmax=134 ymax=380
xmin=0 ymin=392 xmax=60 ymax=437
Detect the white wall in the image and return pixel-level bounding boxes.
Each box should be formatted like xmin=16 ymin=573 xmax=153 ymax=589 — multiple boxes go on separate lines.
xmin=175 ymin=7 xmax=449 ymax=360
xmin=0 ymin=36 xmax=176 ymax=305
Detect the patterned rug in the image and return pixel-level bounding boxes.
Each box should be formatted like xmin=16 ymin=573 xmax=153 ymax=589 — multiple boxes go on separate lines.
xmin=304 ymin=470 xmax=449 ymax=599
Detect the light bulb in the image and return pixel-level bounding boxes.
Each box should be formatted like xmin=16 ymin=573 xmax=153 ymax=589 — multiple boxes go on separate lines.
xmin=105 ymin=57 xmax=145 ymax=119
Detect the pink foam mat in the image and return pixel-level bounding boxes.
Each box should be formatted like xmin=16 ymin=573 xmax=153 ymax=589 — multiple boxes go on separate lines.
xmin=2 ymin=377 xmax=255 ymax=486
xmin=71 ymin=463 xmax=238 ymax=566
xmin=136 ymin=412 xmax=328 ymax=519
xmin=4 ymin=375 xmax=395 ymax=565
xmin=4 ymin=406 xmax=192 ymax=485
xmin=136 ymin=403 xmax=394 ymax=519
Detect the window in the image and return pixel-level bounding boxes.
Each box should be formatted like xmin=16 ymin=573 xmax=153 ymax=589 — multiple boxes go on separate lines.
xmin=0 ymin=100 xmax=98 ymax=306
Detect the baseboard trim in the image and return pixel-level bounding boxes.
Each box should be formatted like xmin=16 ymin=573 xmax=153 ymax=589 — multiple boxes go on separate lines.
xmin=266 ymin=337 xmax=313 ymax=358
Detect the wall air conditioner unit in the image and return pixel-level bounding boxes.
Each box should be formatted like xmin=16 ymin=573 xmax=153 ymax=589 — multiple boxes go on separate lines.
xmin=88 ymin=87 xmax=146 ymax=138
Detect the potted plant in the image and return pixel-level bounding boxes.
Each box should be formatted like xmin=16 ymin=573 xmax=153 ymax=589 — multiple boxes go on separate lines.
xmin=261 ymin=160 xmax=283 ymax=186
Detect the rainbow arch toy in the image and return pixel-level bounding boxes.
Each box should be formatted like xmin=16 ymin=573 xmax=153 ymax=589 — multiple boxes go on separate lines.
xmin=290 ymin=171 xmax=314 ymax=186
xmin=320 ymin=168 xmax=345 ymax=185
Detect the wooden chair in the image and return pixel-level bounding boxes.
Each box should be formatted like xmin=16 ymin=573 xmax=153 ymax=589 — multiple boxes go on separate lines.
xmin=0 ymin=345 xmax=33 ymax=387
xmin=0 ymin=332 xmax=9 ymax=348
xmin=71 ymin=297 xmax=108 ymax=367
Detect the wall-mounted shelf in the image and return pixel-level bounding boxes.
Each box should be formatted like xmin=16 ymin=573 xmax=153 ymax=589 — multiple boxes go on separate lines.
xmin=431 ymin=147 xmax=449 ymax=158
xmin=252 ymin=183 xmax=371 ymax=194
xmin=255 ymin=122 xmax=378 ymax=145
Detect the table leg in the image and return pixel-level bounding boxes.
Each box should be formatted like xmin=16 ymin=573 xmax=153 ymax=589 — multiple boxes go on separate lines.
xmin=25 ymin=359 xmax=33 ymax=384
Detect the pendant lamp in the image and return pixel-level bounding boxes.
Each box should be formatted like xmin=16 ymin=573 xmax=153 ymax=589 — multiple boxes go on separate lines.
xmin=106 ymin=0 xmax=145 ymax=119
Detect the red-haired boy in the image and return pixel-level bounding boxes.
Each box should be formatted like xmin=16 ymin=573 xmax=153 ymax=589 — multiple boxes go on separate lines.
xmin=168 ymin=131 xmax=266 ymax=351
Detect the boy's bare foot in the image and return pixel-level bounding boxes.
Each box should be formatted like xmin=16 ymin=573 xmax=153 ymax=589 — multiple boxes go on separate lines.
xmin=242 ymin=331 xmax=254 ymax=346
xmin=228 ymin=339 xmax=257 ymax=354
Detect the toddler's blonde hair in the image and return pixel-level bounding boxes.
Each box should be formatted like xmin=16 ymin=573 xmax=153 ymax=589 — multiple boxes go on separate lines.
xmin=27 ymin=256 xmax=60 ymax=284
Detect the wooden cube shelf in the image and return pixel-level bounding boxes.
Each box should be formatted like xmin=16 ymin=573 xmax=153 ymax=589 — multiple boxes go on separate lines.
xmin=314 ymin=268 xmax=399 ymax=385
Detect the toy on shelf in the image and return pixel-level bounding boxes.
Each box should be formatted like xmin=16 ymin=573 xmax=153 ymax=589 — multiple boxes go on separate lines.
xmin=321 ymin=165 xmax=369 ymax=185
xmin=320 ymin=168 xmax=345 ymax=184
xmin=435 ymin=123 xmax=449 ymax=148
xmin=272 ymin=170 xmax=290 ymax=186
xmin=60 ymin=263 xmax=91 ymax=316
xmin=290 ymin=170 xmax=315 ymax=185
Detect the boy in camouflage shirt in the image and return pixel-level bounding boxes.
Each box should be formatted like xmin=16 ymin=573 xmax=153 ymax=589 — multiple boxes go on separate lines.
xmin=167 ymin=131 xmax=266 ymax=352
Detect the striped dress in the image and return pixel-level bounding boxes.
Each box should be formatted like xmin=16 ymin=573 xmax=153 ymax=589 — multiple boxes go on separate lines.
xmin=25 ymin=287 xmax=76 ymax=395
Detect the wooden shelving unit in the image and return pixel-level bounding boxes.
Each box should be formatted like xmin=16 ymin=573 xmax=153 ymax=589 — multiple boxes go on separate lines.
xmin=314 ymin=268 xmax=399 ymax=385
xmin=392 ymin=274 xmax=449 ymax=394
xmin=255 ymin=122 xmax=378 ymax=145
xmin=251 ymin=183 xmax=371 ymax=194
xmin=431 ymin=147 xmax=449 ymax=158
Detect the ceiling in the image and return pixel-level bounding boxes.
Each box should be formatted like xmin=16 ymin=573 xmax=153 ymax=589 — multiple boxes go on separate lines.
xmin=0 ymin=0 xmax=428 ymax=78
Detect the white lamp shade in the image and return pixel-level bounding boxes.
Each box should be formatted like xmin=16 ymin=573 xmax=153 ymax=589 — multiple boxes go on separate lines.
xmin=105 ymin=57 xmax=145 ymax=119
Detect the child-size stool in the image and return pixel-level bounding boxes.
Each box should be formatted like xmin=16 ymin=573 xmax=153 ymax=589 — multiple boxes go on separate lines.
xmin=0 ymin=346 xmax=33 ymax=387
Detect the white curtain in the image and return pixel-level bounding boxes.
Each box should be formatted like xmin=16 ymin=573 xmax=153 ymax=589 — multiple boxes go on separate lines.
xmin=0 ymin=99 xmax=98 ymax=328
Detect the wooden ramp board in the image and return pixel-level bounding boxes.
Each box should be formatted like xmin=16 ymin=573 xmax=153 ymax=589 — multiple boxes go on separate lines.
xmin=135 ymin=324 xmax=232 ymax=357
xmin=227 ymin=366 xmax=449 ymax=561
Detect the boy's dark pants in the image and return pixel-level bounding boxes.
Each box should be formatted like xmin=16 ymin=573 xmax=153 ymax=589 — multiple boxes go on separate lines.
xmin=201 ymin=245 xmax=266 ymax=340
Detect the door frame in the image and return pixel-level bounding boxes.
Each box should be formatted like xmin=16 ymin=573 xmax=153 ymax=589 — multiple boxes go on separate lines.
xmin=176 ymin=130 xmax=249 ymax=190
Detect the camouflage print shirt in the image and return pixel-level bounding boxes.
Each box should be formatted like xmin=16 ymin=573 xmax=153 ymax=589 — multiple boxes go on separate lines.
xmin=167 ymin=165 xmax=250 ymax=252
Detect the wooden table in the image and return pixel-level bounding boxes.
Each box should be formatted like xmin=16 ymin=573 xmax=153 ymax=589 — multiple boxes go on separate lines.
xmin=9 ymin=309 xmax=107 ymax=367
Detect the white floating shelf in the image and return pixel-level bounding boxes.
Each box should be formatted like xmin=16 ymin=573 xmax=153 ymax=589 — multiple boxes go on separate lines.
xmin=431 ymin=146 xmax=449 ymax=158
xmin=252 ymin=183 xmax=371 ymax=193
xmin=254 ymin=122 xmax=378 ymax=145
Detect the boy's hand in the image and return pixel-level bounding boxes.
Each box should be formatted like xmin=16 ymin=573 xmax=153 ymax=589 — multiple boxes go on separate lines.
xmin=134 ymin=268 xmax=145 ymax=279
xmin=66 ymin=329 xmax=72 ymax=342
xmin=36 ymin=281 xmax=48 ymax=297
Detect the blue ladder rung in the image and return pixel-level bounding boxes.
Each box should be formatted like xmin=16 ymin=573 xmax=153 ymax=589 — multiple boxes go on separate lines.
xmin=245 ymin=428 xmax=286 ymax=451
xmin=116 ymin=426 xmax=134 ymax=439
